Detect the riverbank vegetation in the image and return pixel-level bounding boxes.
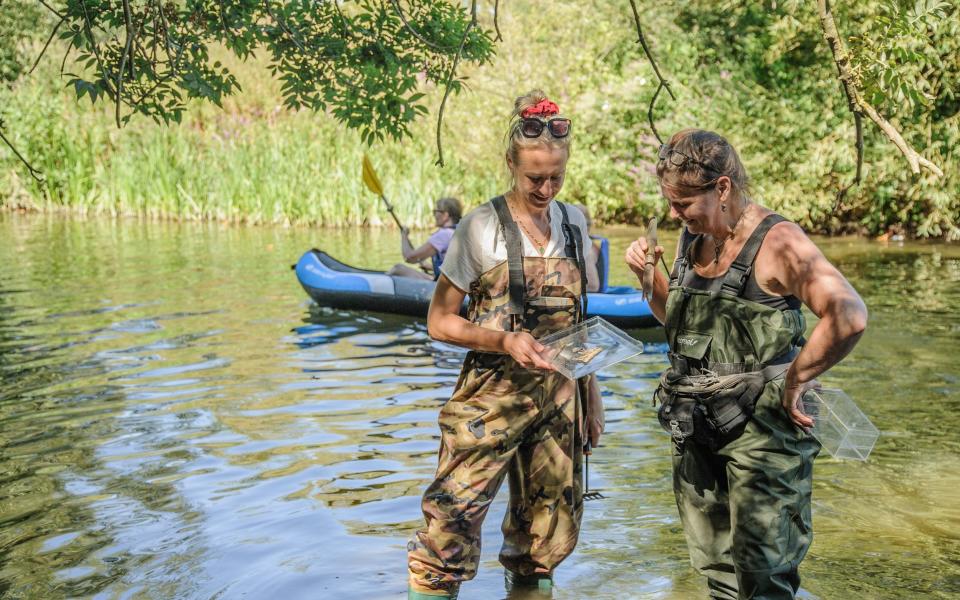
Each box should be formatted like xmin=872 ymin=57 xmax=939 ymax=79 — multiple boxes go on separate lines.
xmin=1 ymin=1 xmax=957 ymax=237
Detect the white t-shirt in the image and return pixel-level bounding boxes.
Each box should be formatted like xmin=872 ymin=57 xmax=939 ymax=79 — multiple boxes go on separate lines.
xmin=440 ymin=199 xmax=593 ymax=293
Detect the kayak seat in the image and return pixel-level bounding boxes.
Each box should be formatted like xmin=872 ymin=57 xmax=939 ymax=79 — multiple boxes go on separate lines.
xmin=591 ymin=235 xmax=611 ymax=294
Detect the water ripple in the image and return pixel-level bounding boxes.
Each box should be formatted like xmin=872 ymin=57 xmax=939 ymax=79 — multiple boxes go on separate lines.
xmin=1 ymin=217 xmax=957 ymax=599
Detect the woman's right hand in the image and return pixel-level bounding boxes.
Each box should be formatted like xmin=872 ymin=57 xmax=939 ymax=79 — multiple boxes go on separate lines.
xmin=503 ymin=332 xmax=555 ymax=371
xmin=625 ymin=237 xmax=664 ymax=279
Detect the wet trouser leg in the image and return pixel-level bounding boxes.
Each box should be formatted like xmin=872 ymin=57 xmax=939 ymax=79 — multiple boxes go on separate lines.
xmin=407 ymin=436 xmax=514 ymax=594
xmin=499 ymin=382 xmax=583 ymax=576
xmin=408 ymin=362 xmax=580 ymax=593
xmin=672 ymin=381 xmax=820 ymax=600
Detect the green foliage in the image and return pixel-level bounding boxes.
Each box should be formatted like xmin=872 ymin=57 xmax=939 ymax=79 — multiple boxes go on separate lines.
xmin=1 ymin=0 xmax=958 ymax=239
xmin=607 ymin=0 xmax=960 ymax=239
xmin=848 ymin=0 xmax=952 ymax=113
xmin=0 ymin=0 xmax=45 ymax=83
xmin=53 ymin=0 xmax=493 ymax=138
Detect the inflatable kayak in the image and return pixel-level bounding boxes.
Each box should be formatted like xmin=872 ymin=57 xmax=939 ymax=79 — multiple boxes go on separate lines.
xmin=294 ymin=245 xmax=656 ymax=329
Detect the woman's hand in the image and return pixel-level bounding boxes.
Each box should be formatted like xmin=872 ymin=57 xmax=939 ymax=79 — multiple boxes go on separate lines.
xmin=625 ymin=237 xmax=664 ymax=280
xmin=584 ymin=375 xmax=604 ymax=453
xmin=782 ymin=377 xmax=820 ymax=430
xmin=502 ymin=332 xmax=555 ymax=371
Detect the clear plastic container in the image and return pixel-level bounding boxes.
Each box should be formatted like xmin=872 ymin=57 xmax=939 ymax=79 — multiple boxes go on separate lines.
xmin=537 ymin=316 xmax=644 ymax=380
xmin=801 ymin=388 xmax=879 ymax=461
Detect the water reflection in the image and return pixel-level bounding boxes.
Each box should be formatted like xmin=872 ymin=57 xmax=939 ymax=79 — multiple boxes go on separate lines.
xmin=0 ymin=215 xmax=957 ymax=599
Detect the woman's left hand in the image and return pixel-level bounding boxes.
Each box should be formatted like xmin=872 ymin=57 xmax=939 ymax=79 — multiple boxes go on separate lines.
xmin=782 ymin=377 xmax=820 ymax=430
xmin=584 ymin=376 xmax=604 ymax=453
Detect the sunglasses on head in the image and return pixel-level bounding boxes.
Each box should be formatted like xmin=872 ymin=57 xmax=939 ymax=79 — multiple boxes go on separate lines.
xmin=518 ymin=117 xmax=571 ymax=139
xmin=658 ymin=144 xmax=717 ymax=173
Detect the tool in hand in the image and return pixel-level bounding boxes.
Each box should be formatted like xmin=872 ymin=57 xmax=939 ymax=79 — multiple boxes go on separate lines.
xmin=583 ymin=440 xmax=605 ymax=501
xmin=642 ymin=216 xmax=658 ymax=301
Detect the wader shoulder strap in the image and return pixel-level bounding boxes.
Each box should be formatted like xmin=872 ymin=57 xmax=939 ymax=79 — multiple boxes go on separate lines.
xmin=720 ymin=213 xmax=787 ymax=297
xmin=557 ymin=201 xmax=588 ymax=321
xmin=491 ymin=196 xmax=525 ymax=326
xmin=669 ymin=227 xmax=697 ymax=286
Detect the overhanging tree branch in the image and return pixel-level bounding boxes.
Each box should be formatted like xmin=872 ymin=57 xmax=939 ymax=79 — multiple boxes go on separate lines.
xmin=628 ymin=0 xmax=674 ymax=144
xmin=817 ymin=0 xmax=943 ymax=178
xmin=389 ymin=0 xmax=457 ymax=52
xmin=29 ymin=16 xmax=65 ymax=74
xmin=434 ymin=0 xmax=477 ymax=167
xmin=36 ymin=0 xmax=65 ymax=20
xmin=0 ymin=120 xmax=44 ymax=183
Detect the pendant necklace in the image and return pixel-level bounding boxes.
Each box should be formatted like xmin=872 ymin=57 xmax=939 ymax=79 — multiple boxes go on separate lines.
xmin=711 ymin=203 xmax=750 ymax=264
xmin=509 ymin=197 xmax=549 ymax=254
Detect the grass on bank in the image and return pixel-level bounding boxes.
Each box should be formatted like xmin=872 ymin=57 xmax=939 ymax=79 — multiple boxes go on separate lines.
xmin=1 ymin=1 xmax=957 ymax=237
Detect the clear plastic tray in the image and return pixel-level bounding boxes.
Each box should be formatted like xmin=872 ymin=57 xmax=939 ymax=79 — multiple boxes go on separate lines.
xmin=537 ymin=316 xmax=644 ymax=380
xmin=801 ymin=387 xmax=879 ymax=461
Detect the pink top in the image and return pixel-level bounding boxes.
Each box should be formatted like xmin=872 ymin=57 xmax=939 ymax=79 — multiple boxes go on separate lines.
xmin=428 ymin=227 xmax=455 ymax=263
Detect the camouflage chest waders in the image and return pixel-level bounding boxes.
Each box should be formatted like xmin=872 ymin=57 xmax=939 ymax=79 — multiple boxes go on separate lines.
xmin=407 ymin=197 xmax=588 ymax=596
xmin=656 ymin=214 xmax=819 ymax=600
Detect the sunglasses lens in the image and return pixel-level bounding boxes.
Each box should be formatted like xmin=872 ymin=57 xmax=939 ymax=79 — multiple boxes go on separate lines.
xmin=548 ymin=119 xmax=571 ymax=137
xmin=521 ymin=119 xmax=544 ymax=137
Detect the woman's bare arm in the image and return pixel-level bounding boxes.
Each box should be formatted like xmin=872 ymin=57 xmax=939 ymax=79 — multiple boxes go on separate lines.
xmin=585 ymin=245 xmax=600 ymax=293
xmin=758 ymin=223 xmax=868 ymax=427
xmin=401 ymin=228 xmax=438 ymax=263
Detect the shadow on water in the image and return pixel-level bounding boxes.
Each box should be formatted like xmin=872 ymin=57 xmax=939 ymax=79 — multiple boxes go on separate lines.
xmin=0 ymin=215 xmax=957 ymax=599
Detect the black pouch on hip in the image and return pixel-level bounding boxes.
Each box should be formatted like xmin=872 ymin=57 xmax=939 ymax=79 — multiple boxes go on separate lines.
xmin=703 ymin=373 xmax=765 ymax=447
xmin=655 ymin=384 xmax=697 ymax=449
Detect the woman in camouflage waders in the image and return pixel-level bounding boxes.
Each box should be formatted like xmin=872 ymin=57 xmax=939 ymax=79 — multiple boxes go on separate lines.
xmin=406 ymin=90 xmax=602 ymax=599
xmin=626 ymin=129 xmax=868 ymax=600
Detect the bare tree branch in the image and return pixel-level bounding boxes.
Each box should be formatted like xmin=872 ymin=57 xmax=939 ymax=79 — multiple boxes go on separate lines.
xmin=59 ymin=40 xmax=72 ymax=76
xmin=834 ymin=111 xmax=863 ymax=209
xmin=36 ymin=0 xmax=65 ymax=20
xmin=79 ymin=0 xmax=118 ymax=98
xmin=817 ymin=0 xmax=943 ymax=178
xmin=434 ymin=0 xmax=477 ymax=167
xmin=122 ymin=0 xmax=136 ymax=78
xmin=628 ymin=0 xmax=674 ymax=144
xmin=493 ymin=0 xmax=503 ymax=42
xmin=29 ymin=17 xmax=65 ymax=75
xmin=116 ymin=0 xmax=137 ymax=127
xmin=648 ymin=81 xmax=665 ymax=145
xmin=0 ymin=120 xmax=44 ymax=183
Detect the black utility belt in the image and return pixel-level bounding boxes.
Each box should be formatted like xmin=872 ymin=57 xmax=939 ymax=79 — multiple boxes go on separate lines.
xmin=654 ymin=367 xmax=784 ymax=451
xmin=667 ymin=347 xmax=797 ymax=377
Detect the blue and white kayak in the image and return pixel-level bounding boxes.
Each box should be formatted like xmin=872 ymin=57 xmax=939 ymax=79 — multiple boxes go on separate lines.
xmin=294 ymin=249 xmax=656 ymax=329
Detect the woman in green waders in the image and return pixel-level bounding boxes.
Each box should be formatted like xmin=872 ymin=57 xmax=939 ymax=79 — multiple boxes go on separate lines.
xmin=626 ymin=129 xmax=868 ymax=600
xmin=406 ymin=90 xmax=601 ymax=599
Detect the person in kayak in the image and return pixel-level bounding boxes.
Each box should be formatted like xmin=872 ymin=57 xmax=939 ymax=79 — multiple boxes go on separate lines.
xmin=388 ymin=197 xmax=463 ymax=280
xmin=625 ymin=128 xmax=868 ymax=600
xmin=407 ymin=90 xmax=600 ymax=599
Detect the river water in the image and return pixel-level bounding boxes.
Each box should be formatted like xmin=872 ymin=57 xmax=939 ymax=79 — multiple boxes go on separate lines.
xmin=0 ymin=214 xmax=957 ymax=599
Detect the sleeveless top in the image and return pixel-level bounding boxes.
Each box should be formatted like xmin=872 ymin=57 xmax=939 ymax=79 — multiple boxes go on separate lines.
xmin=677 ymin=218 xmax=801 ymax=311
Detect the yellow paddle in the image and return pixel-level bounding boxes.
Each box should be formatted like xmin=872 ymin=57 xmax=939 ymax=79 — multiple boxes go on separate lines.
xmin=362 ymin=154 xmax=404 ymax=230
